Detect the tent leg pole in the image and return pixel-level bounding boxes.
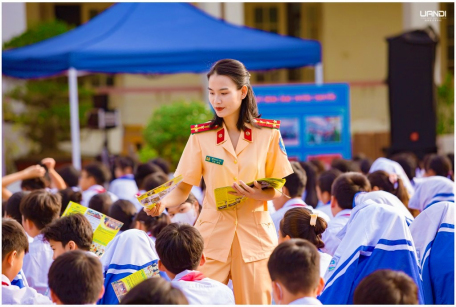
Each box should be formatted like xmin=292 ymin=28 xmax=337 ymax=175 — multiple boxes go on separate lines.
xmin=68 ymin=67 xmax=82 ymax=170
xmin=315 ymin=63 xmax=323 ymax=85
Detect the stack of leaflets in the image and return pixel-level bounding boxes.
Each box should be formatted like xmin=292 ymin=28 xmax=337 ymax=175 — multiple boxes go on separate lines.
xmin=111 ymin=261 xmax=160 ymax=302
xmin=62 ymin=201 xmax=123 ymax=257
xmin=214 ymin=177 xmax=286 ymax=210
xmin=136 ymin=175 xmax=183 ymax=210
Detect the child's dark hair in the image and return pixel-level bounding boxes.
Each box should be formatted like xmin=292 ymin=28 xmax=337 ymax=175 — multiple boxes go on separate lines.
xmin=207 ymin=59 xmax=261 ymax=131
xmin=331 ymin=158 xmax=359 ymax=173
xmin=42 ymin=214 xmax=93 ymax=251
xmin=121 ymin=277 xmax=188 ymax=304
xmin=115 ymin=156 xmax=135 ymax=172
xmin=299 ymin=161 xmax=318 ymax=208
xmin=2 ymin=218 xmax=29 ymax=260
xmin=133 ymin=209 xmax=170 ymax=237
xmin=58 ymin=188 xmax=82 ymax=215
xmin=6 ymin=191 xmax=29 ymax=225
xmin=143 ymin=172 xmax=169 ymax=192
xmin=56 ymin=165 xmax=80 ymax=187
xmin=309 ymin=159 xmax=326 ymax=175
xmin=391 ymin=152 xmax=418 ymax=181
xmin=21 ymin=177 xmax=46 ymax=191
xmin=332 ymin=172 xmax=371 ymax=210
xmin=354 ymin=269 xmax=418 ymax=304
xmin=268 ymin=239 xmax=320 ymax=294
xmin=359 ymin=158 xmax=373 ymax=175
xmin=155 ymin=223 xmax=204 ymax=275
xmin=88 ymin=193 xmax=113 ymax=215
xmin=280 ymin=208 xmax=327 ymax=249
xmin=83 ymin=162 xmax=111 ymax=185
xmin=108 ymin=200 xmax=137 ymax=231
xmin=283 ymin=162 xmax=307 ymax=198
xmin=368 ymin=170 xmax=409 ymax=205
xmin=426 ymin=154 xmax=453 ymax=179
xmin=20 ymin=190 xmax=61 ymax=230
xmin=134 ymin=163 xmax=165 ymax=189
xmin=48 ymin=250 xmax=103 ymax=304
xmin=317 ymin=169 xmax=342 ymax=194
xmin=149 ymin=157 xmax=171 ymax=175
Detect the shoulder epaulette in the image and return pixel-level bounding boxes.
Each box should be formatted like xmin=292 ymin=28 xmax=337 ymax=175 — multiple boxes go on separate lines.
xmin=190 ymin=122 xmax=220 ymax=134
xmin=253 ymin=118 xmax=280 ymax=129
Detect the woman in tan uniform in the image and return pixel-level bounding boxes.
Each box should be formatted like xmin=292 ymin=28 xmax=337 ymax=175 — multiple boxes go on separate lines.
xmin=146 ymin=59 xmax=293 ymax=304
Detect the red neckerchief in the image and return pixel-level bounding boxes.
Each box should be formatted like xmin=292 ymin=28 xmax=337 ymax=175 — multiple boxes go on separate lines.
xmin=179 ymin=271 xmax=205 ymax=282
xmin=2 ymin=281 xmax=9 ymax=286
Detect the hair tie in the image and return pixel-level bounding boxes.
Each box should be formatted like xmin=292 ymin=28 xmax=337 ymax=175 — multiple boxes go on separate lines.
xmin=310 ymin=214 xmax=318 ymax=227
xmin=388 ymin=173 xmax=398 ymax=189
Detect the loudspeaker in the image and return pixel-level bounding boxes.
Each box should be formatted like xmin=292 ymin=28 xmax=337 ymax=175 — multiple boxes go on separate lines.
xmin=386 ymin=27 xmax=439 ymax=159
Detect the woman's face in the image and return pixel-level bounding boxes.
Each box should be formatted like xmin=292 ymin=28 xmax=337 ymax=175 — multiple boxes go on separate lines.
xmin=167 ymin=201 xmax=198 ymax=219
xmin=208 ymin=73 xmax=246 ymax=120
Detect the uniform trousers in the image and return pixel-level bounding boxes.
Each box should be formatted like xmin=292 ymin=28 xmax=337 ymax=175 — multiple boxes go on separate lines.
xmin=199 ymin=232 xmax=272 ymax=305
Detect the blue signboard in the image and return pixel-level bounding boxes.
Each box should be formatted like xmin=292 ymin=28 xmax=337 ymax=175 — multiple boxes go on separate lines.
xmin=252 ymin=83 xmax=351 ymax=164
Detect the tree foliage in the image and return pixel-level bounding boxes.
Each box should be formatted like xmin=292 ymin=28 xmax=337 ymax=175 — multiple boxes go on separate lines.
xmin=141 ymin=101 xmax=213 ymax=170
xmin=436 ymin=73 xmax=454 ymax=135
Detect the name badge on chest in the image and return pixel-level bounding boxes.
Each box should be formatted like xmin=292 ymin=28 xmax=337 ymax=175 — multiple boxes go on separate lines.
xmin=205 ymin=156 xmax=224 ymax=165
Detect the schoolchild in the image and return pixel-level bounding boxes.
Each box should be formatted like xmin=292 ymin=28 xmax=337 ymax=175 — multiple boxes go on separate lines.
xmin=42 ymin=213 xmax=93 ymax=260
xmin=88 ymin=192 xmax=113 ymax=215
xmin=268 ymin=239 xmax=324 ymax=305
xmin=2 ymin=218 xmax=52 ymax=304
xmin=79 ymin=162 xmax=118 ymax=207
xmin=155 ymin=223 xmax=235 ymax=305
xmin=20 ymin=190 xmax=61 ymax=294
xmin=108 ymin=199 xmax=137 ymax=233
xmin=321 ymin=172 xmax=371 ymax=255
xmin=109 ymin=156 xmax=138 ymax=200
xmin=121 ymin=278 xmax=188 ymax=304
xmin=316 ymin=169 xmax=342 ymax=218
xmin=133 ymin=208 xmax=170 ymax=242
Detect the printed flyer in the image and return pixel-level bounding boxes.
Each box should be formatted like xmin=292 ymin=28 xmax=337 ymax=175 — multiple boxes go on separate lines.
xmin=136 ymin=175 xmax=183 ymax=209
xmin=214 ymin=178 xmax=286 ymax=210
xmin=62 ymin=201 xmax=123 ymax=257
xmin=111 ymin=261 xmax=160 ymax=302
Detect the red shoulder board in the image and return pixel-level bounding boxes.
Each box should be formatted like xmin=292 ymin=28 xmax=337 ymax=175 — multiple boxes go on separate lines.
xmin=190 ymin=122 xmax=219 ymax=134
xmin=253 ymin=118 xmax=280 ymax=129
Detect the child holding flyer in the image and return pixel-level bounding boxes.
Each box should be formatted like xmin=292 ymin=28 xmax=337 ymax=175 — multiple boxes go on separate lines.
xmin=2 ymin=218 xmax=52 ymax=304
xmin=155 ymin=223 xmax=234 ymax=305
xmin=42 ymin=214 xmax=93 ymax=259
xmin=48 ymin=250 xmax=104 ymax=304
xmin=20 ymin=190 xmax=61 ymax=294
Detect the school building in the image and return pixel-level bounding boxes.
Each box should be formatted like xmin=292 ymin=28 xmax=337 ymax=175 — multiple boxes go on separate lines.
xmin=2 ymin=2 xmax=454 ymax=162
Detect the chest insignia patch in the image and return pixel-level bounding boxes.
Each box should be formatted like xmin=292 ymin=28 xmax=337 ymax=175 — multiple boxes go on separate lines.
xmin=205 ymin=156 xmax=224 ymax=165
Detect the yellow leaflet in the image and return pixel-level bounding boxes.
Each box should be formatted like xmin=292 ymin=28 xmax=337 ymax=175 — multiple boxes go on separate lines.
xmin=136 ymin=175 xmax=183 ymax=209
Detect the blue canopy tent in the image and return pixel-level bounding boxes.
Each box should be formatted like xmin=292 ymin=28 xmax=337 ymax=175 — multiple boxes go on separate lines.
xmin=3 ymin=2 xmax=322 ymax=169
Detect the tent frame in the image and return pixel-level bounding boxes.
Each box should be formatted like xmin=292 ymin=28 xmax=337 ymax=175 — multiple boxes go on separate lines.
xmin=67 ymin=64 xmax=324 ymax=170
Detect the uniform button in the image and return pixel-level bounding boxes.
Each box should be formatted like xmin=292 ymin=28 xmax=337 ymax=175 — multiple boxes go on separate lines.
xmin=234 ymin=177 xmax=238 ymax=181
xmin=234 ymin=160 xmax=238 ymax=164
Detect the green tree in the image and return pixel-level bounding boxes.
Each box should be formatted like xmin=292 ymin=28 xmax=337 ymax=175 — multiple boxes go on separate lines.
xmin=3 ymin=20 xmax=93 ymax=156
xmin=436 ymin=73 xmax=454 ymax=135
xmin=140 ymin=101 xmax=213 ymax=170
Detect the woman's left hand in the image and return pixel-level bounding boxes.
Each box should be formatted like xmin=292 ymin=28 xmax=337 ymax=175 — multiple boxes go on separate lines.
xmin=230 ymin=180 xmax=273 ymax=201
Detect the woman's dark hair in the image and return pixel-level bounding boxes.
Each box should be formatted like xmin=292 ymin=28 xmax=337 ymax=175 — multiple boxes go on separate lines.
xmin=133 ymin=209 xmax=171 ymax=237
xmin=367 ymin=170 xmax=409 ymax=206
xmin=279 ymin=207 xmax=327 ymax=249
xmin=108 ymin=200 xmax=137 ymax=231
xmin=88 ymin=193 xmax=113 ymax=216
xmin=58 ymin=188 xmax=82 ymax=216
xmin=298 ymin=161 xmax=318 ymax=208
xmin=207 ymin=59 xmax=261 ymax=131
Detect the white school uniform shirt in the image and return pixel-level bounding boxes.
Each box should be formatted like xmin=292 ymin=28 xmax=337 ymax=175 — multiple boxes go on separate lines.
xmin=171 ymin=270 xmax=235 ymax=305
xmin=319 ymin=251 xmax=332 ymax=279
xmin=316 ymin=200 xmax=333 ymax=220
xmin=108 ymin=174 xmax=138 ymax=200
xmin=321 ymin=209 xmax=351 ymax=256
xmin=271 ymin=198 xmax=330 ymax=236
xmin=22 ymin=234 xmax=53 ymax=295
xmin=2 ymin=274 xmax=53 ymax=305
xmin=289 ymin=297 xmax=322 ymax=305
xmin=81 ymin=184 xmax=118 ymax=207
xmin=408 ymin=176 xmax=454 ymax=212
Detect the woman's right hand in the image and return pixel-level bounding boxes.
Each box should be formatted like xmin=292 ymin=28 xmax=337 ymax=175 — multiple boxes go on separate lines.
xmin=144 ymin=202 xmax=165 ymax=217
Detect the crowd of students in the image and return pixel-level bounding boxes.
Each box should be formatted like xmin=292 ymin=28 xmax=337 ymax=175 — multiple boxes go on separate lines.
xmin=1 ymin=152 xmax=454 ymax=305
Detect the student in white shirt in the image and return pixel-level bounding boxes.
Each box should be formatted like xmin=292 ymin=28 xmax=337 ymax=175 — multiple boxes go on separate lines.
xmin=2 ymin=218 xmax=52 ymax=305
xmin=155 ymin=223 xmax=235 ymax=305
xmin=272 ymin=162 xmax=329 ymax=235
xmin=42 ymin=214 xmax=94 ymax=260
xmin=79 ymin=162 xmax=118 ymax=207
xmin=20 ymin=190 xmax=61 ymax=295
xmin=268 ymin=239 xmax=325 ymax=305
xmin=120 ymin=277 xmax=188 ymax=304
xmin=316 ymin=169 xmax=343 ymax=219
xmin=109 ymin=156 xmax=139 ymax=200
xmin=48 ymin=250 xmax=104 ymax=304
xmin=321 ymin=172 xmax=371 ymax=255
xmin=278 ymin=208 xmax=332 ymax=278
